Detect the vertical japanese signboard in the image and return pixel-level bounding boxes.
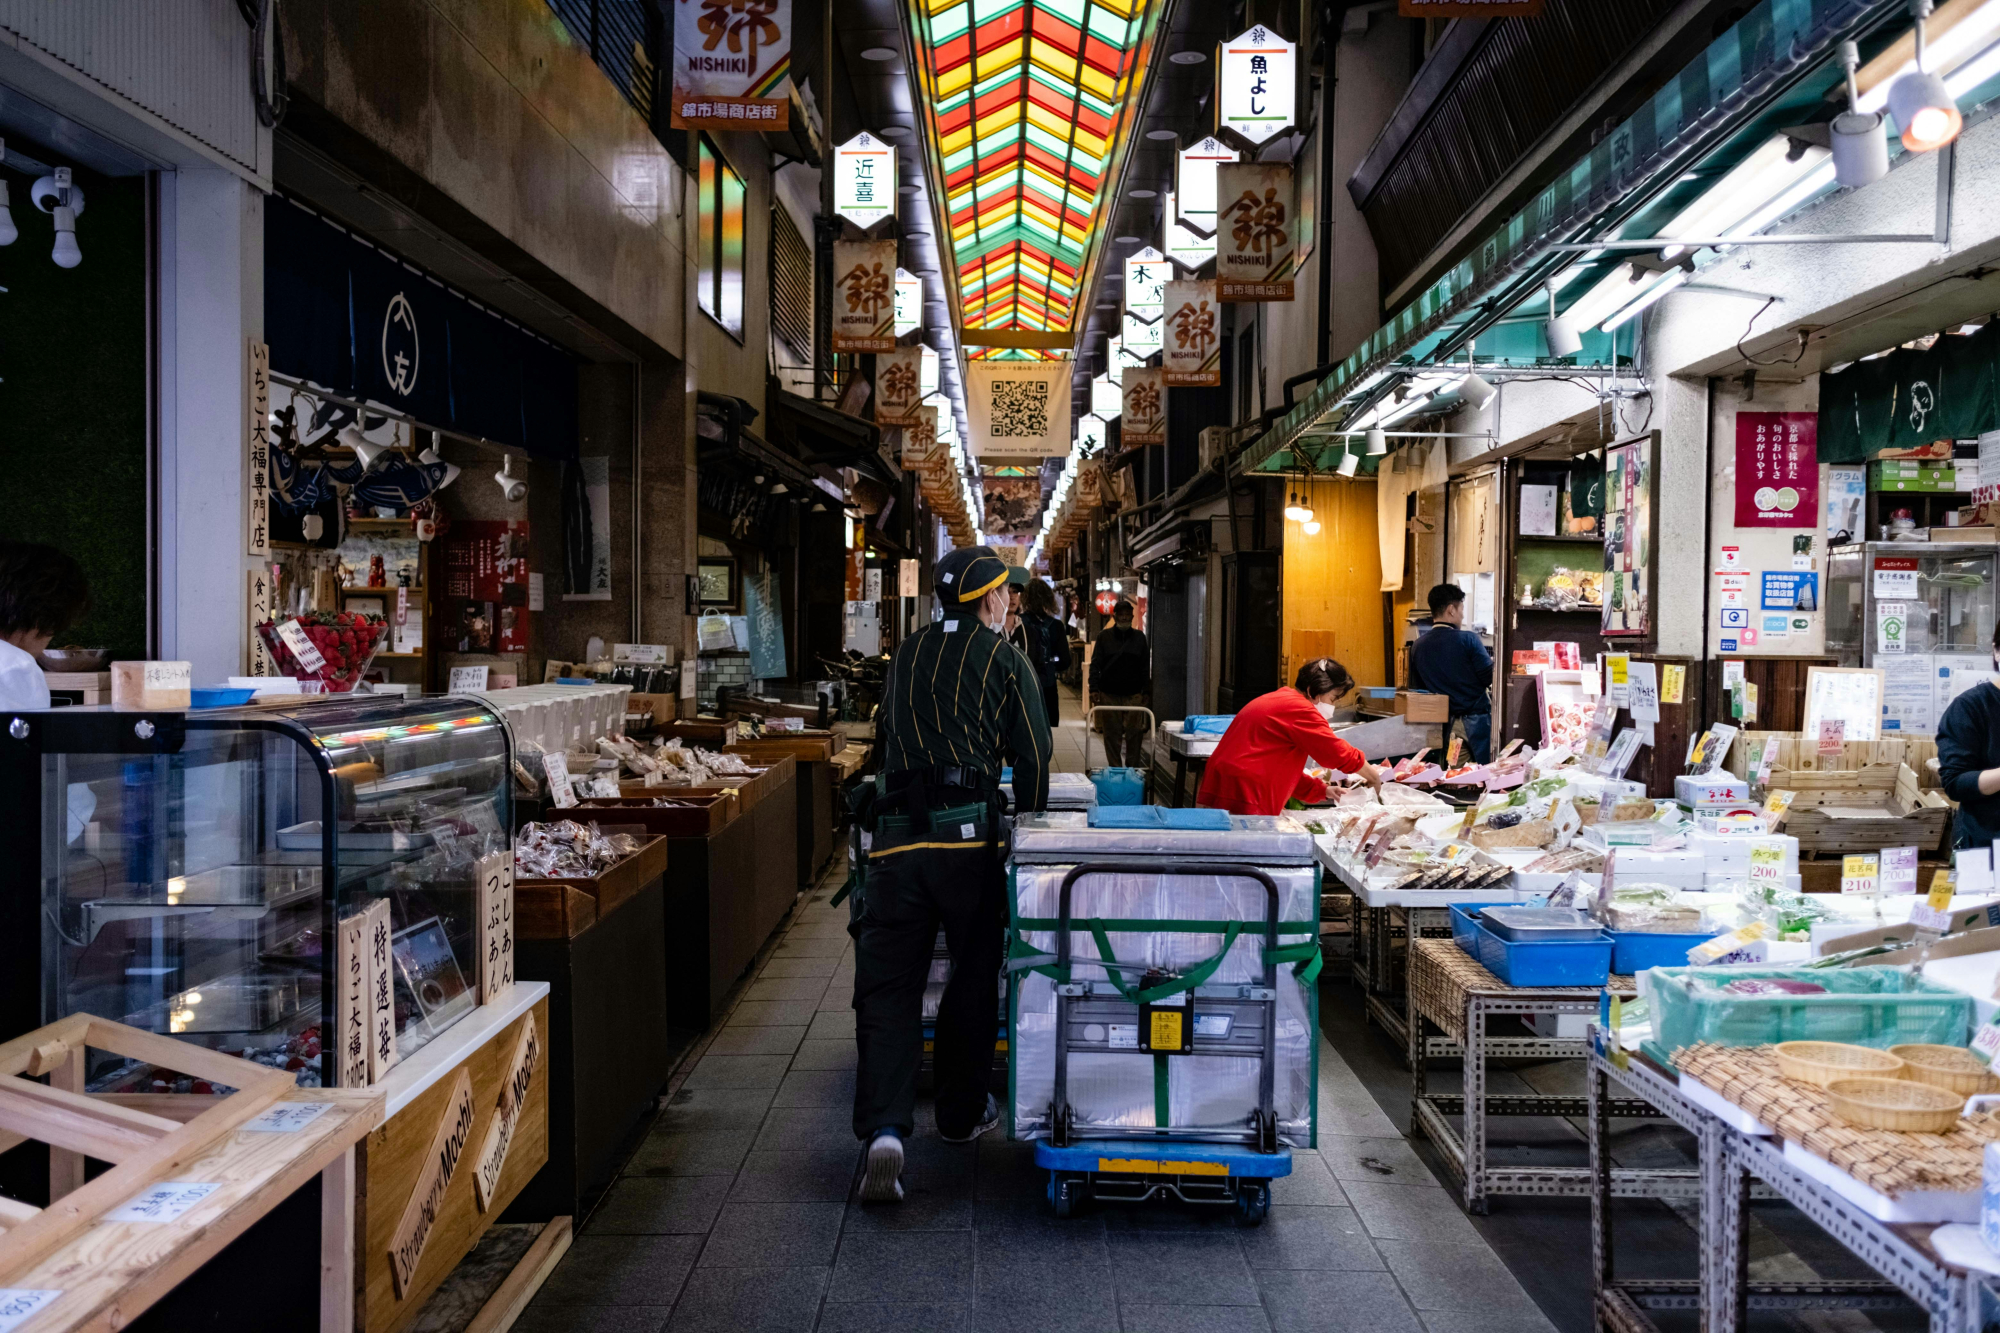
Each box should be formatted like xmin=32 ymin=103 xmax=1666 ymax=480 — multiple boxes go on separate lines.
xmin=1216 ymin=26 xmax=1295 ymax=146
xmin=1216 ymin=163 xmax=1295 ymax=301
xmin=1163 ymin=280 xmax=1222 ymax=386
xmin=246 ymin=340 xmax=271 ymax=558
xmin=1125 ymin=247 xmax=1167 ymax=319
xmin=1735 ymin=411 xmax=1818 ymax=528
xmin=672 ymin=0 xmax=792 ymax=130
xmin=1175 ymin=138 xmax=1241 ymax=237
xmin=832 ymin=240 xmax=897 ymax=351
xmin=1123 ymin=366 xmax=1166 ymax=444
xmin=1602 ymin=435 xmax=1654 ymax=638
xmin=876 ymin=344 xmax=924 ymax=424
xmin=833 ymin=132 xmax=896 ymax=231
xmin=893 ymin=267 xmax=922 ymax=335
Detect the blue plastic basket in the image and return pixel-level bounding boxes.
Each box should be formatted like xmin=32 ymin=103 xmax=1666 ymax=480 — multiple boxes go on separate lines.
xmin=1608 ymin=929 xmax=1724 ymax=976
xmin=1183 ymin=714 xmax=1235 ymax=735
xmin=1472 ymin=919 xmax=1612 ymax=987
xmin=1448 ymin=903 xmax=1518 ymax=954
xmin=1091 ymin=767 xmax=1145 ymax=806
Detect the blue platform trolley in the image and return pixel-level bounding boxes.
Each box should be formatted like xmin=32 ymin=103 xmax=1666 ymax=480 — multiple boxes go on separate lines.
xmin=1005 ymin=814 xmax=1322 ymax=1226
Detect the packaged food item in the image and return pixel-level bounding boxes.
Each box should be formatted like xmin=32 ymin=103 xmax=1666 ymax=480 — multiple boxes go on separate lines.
xmin=515 ymin=820 xmax=644 ymax=878
xmin=1720 ymin=978 xmax=1828 ymax=996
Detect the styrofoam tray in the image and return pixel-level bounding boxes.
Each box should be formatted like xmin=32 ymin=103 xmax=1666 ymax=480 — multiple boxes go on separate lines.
xmin=1780 ymin=1139 xmax=1977 ymax=1224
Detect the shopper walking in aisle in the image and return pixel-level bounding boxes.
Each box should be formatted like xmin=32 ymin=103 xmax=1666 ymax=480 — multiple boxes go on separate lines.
xmin=1409 ymin=582 xmax=1495 ymax=763
xmin=1020 ymin=576 xmax=1069 ymax=724
xmin=1089 ymin=599 xmax=1151 ymax=768
xmin=1198 ymin=658 xmax=1383 ymax=815
xmin=1004 ymin=571 xmax=1029 ymax=657
xmin=849 ymin=546 xmax=1052 ymax=1203
xmin=1937 ymin=622 xmax=2000 ymax=850
xmin=0 ymin=541 xmax=91 ymax=711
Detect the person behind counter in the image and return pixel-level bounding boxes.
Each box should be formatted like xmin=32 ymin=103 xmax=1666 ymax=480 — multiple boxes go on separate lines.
xmin=1937 ymin=622 xmax=2000 ymax=849
xmin=1409 ymin=582 xmax=1494 ymax=763
xmin=0 ymin=540 xmax=91 ymax=710
xmin=1197 ymin=658 xmax=1383 ymax=816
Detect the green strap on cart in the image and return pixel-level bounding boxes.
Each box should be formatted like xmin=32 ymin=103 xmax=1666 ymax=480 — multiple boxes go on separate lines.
xmin=1087 ymin=920 xmax=1242 ymax=1003
xmin=1007 ymin=920 xmax=1324 ymax=987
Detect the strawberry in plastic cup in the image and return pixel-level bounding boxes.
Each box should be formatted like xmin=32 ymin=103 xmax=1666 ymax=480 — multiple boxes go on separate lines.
xmin=258 ymin=612 xmax=390 ymax=692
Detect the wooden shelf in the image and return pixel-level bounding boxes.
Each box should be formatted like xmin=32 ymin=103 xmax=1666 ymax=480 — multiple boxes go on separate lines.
xmin=374 ymin=652 xmax=424 ymax=659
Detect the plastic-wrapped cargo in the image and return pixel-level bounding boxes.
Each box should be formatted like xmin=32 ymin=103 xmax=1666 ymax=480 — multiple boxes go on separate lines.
xmin=1007 ymin=859 xmax=1319 ymax=1147
xmin=1044 ymin=771 xmax=1101 ymax=811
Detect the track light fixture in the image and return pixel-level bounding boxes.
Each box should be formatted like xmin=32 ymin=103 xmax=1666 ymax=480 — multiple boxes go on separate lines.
xmin=30 ymin=166 xmax=84 ymax=268
xmin=1888 ymin=0 xmax=1961 ymax=152
xmin=1830 ymin=40 xmax=1890 ymax=188
xmin=1365 ymin=427 xmax=1389 ymax=456
xmin=1543 ymin=281 xmax=1582 ymax=359
xmin=1336 ymin=450 xmax=1361 ymax=478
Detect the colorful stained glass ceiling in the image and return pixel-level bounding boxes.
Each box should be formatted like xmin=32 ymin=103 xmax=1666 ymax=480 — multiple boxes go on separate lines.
xmin=906 ymin=0 xmax=1167 ymax=349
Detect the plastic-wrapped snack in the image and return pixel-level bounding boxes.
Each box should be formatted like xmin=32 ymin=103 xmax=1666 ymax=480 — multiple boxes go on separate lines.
xmin=1542 ymin=567 xmax=1582 ymax=610
xmin=515 ymin=820 xmax=642 ymax=879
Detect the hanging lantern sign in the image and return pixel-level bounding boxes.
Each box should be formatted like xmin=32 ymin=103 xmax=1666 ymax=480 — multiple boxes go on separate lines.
xmin=1122 ymin=366 xmax=1165 ymax=444
xmin=832 ymin=239 xmax=897 ymax=351
xmin=1175 ymin=138 xmax=1241 ymax=238
xmin=1111 ymin=334 xmax=1148 ymax=375
xmin=919 ymin=344 xmax=940 ymax=397
xmin=1122 ymin=310 xmax=1162 ymax=358
xmin=1164 ymin=191 xmax=1216 ymax=271
xmin=893 ymin=268 xmax=923 ymax=335
xmin=902 ymin=405 xmax=938 ymax=469
xmin=1091 ymin=373 xmax=1122 ymax=418
xmin=1163 ymin=279 xmax=1221 ymax=386
xmin=833 ymin=132 xmax=896 ymax=230
xmin=671 ymin=0 xmax=793 ymax=129
xmin=877 ymin=345 xmax=924 ymax=424
xmin=1216 ymin=163 xmax=1296 ymax=301
xmin=1124 ymin=246 xmax=1167 ymax=320
xmin=1216 ymin=26 xmax=1295 ymax=147
xmin=1076 ymin=412 xmax=1109 ymax=457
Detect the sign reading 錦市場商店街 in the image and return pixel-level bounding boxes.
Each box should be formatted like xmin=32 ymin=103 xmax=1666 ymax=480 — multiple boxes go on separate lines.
xmin=1736 ymin=411 xmax=1818 ymax=528
xmin=672 ymin=0 xmax=792 ymax=130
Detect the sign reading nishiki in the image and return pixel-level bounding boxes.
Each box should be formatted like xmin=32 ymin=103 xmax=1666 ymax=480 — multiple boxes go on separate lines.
xmin=672 ymin=0 xmax=792 ymax=130
xmin=1123 ymin=366 xmax=1165 ymax=444
xmin=876 ymin=345 xmax=923 ymax=424
xmin=1163 ymin=280 xmax=1221 ymax=386
xmin=1734 ymin=412 xmax=1817 ymax=529
xmin=1216 ymin=163 xmax=1294 ymax=301
xmin=832 ymin=240 xmax=897 ymax=352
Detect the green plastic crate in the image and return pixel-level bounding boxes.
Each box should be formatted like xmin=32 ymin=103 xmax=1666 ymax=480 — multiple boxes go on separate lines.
xmin=1648 ymin=967 xmax=1972 ymax=1053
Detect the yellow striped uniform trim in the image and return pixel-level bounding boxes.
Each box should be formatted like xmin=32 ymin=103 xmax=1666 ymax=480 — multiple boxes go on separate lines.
xmin=958 ymin=568 xmax=1008 ymax=602
xmin=869 ymin=838 xmax=990 ymax=856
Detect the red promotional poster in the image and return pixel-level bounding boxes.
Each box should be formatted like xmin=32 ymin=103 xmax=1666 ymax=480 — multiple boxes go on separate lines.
xmin=1735 ymin=411 xmax=1818 ymax=528
xmin=443 ymin=520 xmax=532 ymax=654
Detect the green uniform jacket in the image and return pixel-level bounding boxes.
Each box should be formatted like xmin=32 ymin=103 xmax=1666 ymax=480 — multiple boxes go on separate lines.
xmin=876 ymin=613 xmax=1053 ymax=813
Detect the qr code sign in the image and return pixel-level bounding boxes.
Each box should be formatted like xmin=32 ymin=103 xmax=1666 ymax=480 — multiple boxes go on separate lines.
xmin=990 ymin=380 xmax=1049 ymax=438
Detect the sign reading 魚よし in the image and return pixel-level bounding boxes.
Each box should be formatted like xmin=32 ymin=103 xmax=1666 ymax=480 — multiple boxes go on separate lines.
xmin=672 ymin=0 xmax=792 ymax=130
xmin=1735 ymin=411 xmax=1817 ymax=528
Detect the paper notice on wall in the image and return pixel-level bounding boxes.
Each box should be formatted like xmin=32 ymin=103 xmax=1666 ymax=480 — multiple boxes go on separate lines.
xmin=1880 ymin=653 xmax=1935 ymax=734
xmin=1876 ymin=602 xmax=1910 ymax=655
xmin=1627 ymin=661 xmax=1660 ymax=723
xmin=1873 ymin=556 xmax=1919 ymax=600
xmin=1660 ymin=663 xmax=1685 ymax=705
xmin=1722 ymin=659 xmax=1746 ymax=692
xmin=528 ymin=573 xmax=545 ymax=612
xmin=1606 ymin=654 xmax=1631 ymax=707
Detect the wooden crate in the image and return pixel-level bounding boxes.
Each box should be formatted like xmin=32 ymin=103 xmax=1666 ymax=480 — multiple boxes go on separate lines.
xmin=574 ymin=793 xmax=734 ymax=836
xmin=1726 ymin=732 xmax=1942 ymax=788
xmin=1768 ymin=763 xmax=1952 ymax=855
xmin=515 ymin=834 xmax=668 ymax=921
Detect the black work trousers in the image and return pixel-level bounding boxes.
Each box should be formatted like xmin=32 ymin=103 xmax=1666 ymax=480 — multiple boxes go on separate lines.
xmin=850 ymin=820 xmax=1004 ymax=1141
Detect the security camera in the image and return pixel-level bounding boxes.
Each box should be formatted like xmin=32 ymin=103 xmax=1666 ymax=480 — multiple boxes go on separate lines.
xmin=495 ymin=455 xmax=527 ymax=502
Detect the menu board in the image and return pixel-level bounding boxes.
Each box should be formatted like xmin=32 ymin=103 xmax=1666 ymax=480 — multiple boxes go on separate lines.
xmin=1800 ymin=665 xmax=1884 ymax=743
xmin=1602 ymin=436 xmax=1652 ymax=638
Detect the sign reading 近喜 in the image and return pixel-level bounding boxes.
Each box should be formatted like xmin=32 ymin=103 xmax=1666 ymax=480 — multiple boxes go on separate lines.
xmin=833 ymin=132 xmax=896 ymax=231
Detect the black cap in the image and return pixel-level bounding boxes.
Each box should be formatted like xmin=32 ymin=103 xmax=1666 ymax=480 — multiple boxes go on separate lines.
xmin=935 ymin=546 xmax=1010 ymax=604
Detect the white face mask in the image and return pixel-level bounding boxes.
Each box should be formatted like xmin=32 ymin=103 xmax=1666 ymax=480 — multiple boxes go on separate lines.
xmin=1314 ymin=701 xmax=1337 ymax=721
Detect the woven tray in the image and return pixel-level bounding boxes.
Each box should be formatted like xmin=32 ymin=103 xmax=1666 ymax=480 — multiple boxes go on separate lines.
xmin=1676 ymin=1042 xmax=2000 ymax=1196
xmin=1408 ymin=938 xmax=1633 ymax=1042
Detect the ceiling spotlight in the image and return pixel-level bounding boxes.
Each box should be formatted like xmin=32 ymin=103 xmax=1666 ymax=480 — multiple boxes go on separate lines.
xmin=900 ymin=184 xmax=922 ymax=195
xmin=770 ymin=481 xmax=789 ymax=495
xmin=495 ymin=454 xmax=527 ymax=502
xmin=860 ymin=46 xmax=898 ymax=61
xmin=1146 ymin=129 xmax=1179 ymax=142
xmin=1336 ymin=450 xmax=1361 ymax=478
xmin=1458 ymin=371 xmax=1496 ymax=411
xmin=877 ymin=125 xmax=913 ymax=139
xmin=340 ymin=425 xmax=390 ymax=470
xmin=1888 ymin=0 xmax=1961 ymax=152
xmin=31 ymin=167 xmax=84 ymax=269
xmin=1544 ymin=280 xmax=1582 ymax=359
xmin=752 ymin=473 xmax=766 ymax=485
xmin=1829 ymin=40 xmax=1890 ymax=189
xmin=1169 ymin=50 xmax=1206 ymax=65
xmin=1365 ymin=428 xmax=1388 ymax=456
xmin=1130 ymin=189 xmax=1157 ymax=199
xmin=1114 ymin=234 xmax=1141 ymax=244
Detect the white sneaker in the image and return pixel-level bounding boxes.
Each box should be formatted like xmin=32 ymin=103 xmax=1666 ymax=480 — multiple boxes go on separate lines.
xmin=859 ymin=1133 xmax=905 ymax=1202
xmin=940 ymin=1094 xmax=1000 ymax=1144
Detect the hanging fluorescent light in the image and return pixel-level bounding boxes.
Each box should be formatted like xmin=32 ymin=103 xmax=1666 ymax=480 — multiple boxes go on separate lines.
xmin=1601 ymin=269 xmax=1689 ymax=331
xmin=1831 ymin=40 xmax=1890 ymax=189
xmin=1365 ymin=428 xmax=1388 ymax=456
xmin=1544 ymin=280 xmax=1582 ymax=359
xmin=1888 ymin=1 xmax=1961 ymax=152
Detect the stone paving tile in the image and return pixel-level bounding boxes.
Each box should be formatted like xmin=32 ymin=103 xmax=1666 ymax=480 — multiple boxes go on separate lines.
xmin=1121 ymin=1305 xmax=1276 ymax=1333
xmin=813 ymin=1300 xmax=967 ymax=1332
xmin=754 ymin=1104 xmax=857 ymax=1151
xmin=1339 ymin=1181 xmax=1486 ymax=1247
xmin=1374 ymin=1239 xmax=1545 ymax=1314
xmin=533 ymin=1234 xmax=703 ymax=1306
xmin=1267 ymin=1151 xmax=1348 ymax=1207
xmin=771 ymin=938 xmax=849 ymax=959
xmin=828 ymin=1231 xmax=974 ymax=1303
xmin=1237 ymin=1206 xmax=1384 ymax=1272
xmin=966 ymin=1289 xmax=1119 ymax=1333
xmin=729 ymin=999 xmax=825 ymax=1028
xmin=1107 ymin=1231 xmax=1259 ymax=1305
xmin=806 ymin=1010 xmax=857 ymax=1040
xmin=1255 ymin=1270 xmax=1426 ymax=1333
xmin=757 ymin=955 xmax=840 ymax=979
xmin=729 ymin=1147 xmax=860 ymax=1202
xmin=790 ymin=1039 xmax=858 ymax=1071
xmin=697 ymin=1201 xmax=846 ymax=1268
xmin=514 ymin=1306 xmax=672 ymax=1333
xmin=1418 ymin=1310 xmax=1560 ymax=1333
xmin=704 ymin=1025 xmax=808 ymax=1056
xmin=682 ymin=1054 xmax=794 ymax=1091
xmin=743 ymin=976 xmax=832 ymax=1004
xmin=626 ymin=1128 xmax=757 ymax=1178
xmin=665 ymin=1265 xmax=828 ymax=1333
xmin=591 ymin=1176 xmax=731 ymax=1235
xmin=1316 ymin=1136 xmax=1440 ymax=1188
xmin=771 ymin=1067 xmax=856 ymax=1108
xmin=657 ymin=1085 xmax=777 ymax=1131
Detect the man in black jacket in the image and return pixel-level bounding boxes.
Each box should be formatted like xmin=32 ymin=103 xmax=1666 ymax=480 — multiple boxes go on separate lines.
xmin=1089 ymin=599 xmax=1150 ymax=767
xmin=1936 ymin=624 xmax=2000 ymax=848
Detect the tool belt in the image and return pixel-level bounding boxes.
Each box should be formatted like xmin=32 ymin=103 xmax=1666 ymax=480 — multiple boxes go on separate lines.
xmin=835 ymin=765 xmax=1007 ymax=909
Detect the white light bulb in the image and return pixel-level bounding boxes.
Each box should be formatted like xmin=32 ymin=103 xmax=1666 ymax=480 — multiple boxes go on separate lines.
xmin=50 ymin=205 xmax=79 ymax=268
xmin=0 ymin=181 xmax=15 ymax=246
xmin=1303 ymin=520 xmax=1321 ymax=535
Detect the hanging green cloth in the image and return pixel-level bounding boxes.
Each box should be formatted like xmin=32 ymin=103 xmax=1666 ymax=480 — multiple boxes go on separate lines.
xmin=1817 ymin=322 xmax=2000 ymax=462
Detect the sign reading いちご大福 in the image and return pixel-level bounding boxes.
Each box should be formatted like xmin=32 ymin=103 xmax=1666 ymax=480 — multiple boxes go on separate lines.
xmin=672 ymin=0 xmax=792 ymax=130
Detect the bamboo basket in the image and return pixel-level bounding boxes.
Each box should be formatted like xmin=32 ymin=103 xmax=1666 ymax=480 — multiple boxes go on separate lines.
xmin=1765 ymin=763 xmax=1952 ymax=855
xmin=1774 ymin=1041 xmax=1906 ymax=1087
xmin=1826 ymin=1076 xmax=1964 ymax=1132
xmin=1890 ymin=1044 xmax=2000 ymax=1095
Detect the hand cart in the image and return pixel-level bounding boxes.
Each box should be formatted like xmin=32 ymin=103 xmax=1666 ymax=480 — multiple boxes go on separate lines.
xmin=1031 ymin=859 xmax=1293 ymax=1226
xmin=1082 ymin=705 xmax=1155 ymax=805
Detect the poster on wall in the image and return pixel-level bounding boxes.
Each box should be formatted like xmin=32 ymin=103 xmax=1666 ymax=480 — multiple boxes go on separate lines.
xmin=966 ymin=360 xmax=1071 ymax=458
xmin=1825 ymin=465 xmax=1865 ymax=544
xmin=671 ymin=0 xmax=792 ymax=130
xmin=1215 ymin=164 xmax=1295 ymax=301
xmin=444 ymin=520 xmax=533 ymax=652
xmin=1162 ymin=280 xmax=1222 ymax=386
xmin=1601 ymin=435 xmax=1653 ymax=638
xmin=565 ymin=458 xmax=613 ymax=602
xmin=744 ymin=564 xmax=788 ymax=679
xmin=875 ymin=345 xmax=923 ymax=424
xmin=982 ymin=477 xmax=1044 ymax=538
xmin=832 ymin=241 xmax=897 ymax=352
xmin=1122 ymin=366 xmax=1165 ymax=444
xmin=1735 ymin=411 xmax=1817 ymax=528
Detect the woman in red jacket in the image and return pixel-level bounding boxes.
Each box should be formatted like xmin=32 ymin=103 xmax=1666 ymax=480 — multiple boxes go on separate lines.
xmin=1198 ymin=658 xmax=1381 ymax=815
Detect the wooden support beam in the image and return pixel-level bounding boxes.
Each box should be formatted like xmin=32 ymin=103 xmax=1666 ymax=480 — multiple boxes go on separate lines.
xmin=0 ymin=1077 xmax=180 ymax=1164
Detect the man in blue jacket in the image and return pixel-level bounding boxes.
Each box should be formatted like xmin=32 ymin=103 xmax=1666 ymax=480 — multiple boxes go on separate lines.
xmin=1409 ymin=583 xmax=1494 ymax=763
xmin=1936 ymin=624 xmax=2000 ymax=849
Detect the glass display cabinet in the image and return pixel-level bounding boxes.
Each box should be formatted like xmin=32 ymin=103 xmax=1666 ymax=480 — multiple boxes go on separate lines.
xmin=0 ymin=695 xmax=511 ymax=1090
xmin=1824 ymin=542 xmax=1998 ymax=734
